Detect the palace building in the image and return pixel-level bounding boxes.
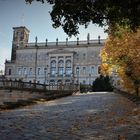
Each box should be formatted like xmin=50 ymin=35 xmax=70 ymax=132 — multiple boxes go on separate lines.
xmin=5 ymin=26 xmax=105 ymax=85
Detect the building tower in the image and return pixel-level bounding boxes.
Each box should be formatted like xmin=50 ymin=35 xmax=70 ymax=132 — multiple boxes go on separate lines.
xmin=11 ymin=26 xmax=30 ymax=60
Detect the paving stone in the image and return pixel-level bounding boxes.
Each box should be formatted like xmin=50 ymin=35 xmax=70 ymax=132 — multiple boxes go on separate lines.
xmin=0 ymin=92 xmax=139 ymax=140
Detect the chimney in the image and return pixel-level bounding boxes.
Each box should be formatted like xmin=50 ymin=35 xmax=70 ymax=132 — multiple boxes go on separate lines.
xmin=77 ymin=37 xmax=79 ymax=45
xmin=45 ymin=38 xmax=48 ymax=47
xmin=56 ymin=38 xmax=58 ymax=46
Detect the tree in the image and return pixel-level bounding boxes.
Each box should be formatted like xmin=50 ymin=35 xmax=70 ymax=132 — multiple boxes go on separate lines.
xmin=25 ymin=0 xmax=140 ymax=95
xmin=92 ymin=75 xmax=113 ymax=92
xmin=25 ymin=0 xmax=140 ymax=36
xmin=100 ymin=26 xmax=140 ymax=95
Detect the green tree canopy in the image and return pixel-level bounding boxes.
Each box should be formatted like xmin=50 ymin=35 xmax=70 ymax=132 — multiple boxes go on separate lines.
xmin=25 ymin=0 xmax=140 ymax=36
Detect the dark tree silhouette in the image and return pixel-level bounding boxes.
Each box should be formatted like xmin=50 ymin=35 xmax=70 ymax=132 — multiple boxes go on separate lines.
xmin=25 ymin=0 xmax=140 ymax=36
xmin=92 ymin=75 xmax=113 ymax=92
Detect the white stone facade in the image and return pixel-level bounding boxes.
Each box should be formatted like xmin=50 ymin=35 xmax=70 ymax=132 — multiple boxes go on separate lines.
xmin=5 ymin=26 xmax=105 ymax=85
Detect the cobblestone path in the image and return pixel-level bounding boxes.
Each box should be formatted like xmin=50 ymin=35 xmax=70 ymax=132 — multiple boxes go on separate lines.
xmin=0 ymin=92 xmax=140 ymax=140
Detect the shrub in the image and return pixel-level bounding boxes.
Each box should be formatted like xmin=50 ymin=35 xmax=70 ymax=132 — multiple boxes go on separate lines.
xmin=92 ymin=75 xmax=113 ymax=92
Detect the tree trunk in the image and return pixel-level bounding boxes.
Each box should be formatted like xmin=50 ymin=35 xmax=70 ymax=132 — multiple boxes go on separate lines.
xmin=135 ymin=86 xmax=139 ymax=96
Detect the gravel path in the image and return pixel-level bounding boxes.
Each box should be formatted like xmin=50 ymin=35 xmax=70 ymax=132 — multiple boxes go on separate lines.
xmin=0 ymin=92 xmax=140 ymax=140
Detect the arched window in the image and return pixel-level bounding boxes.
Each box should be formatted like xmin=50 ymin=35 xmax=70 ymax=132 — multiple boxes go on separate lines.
xmin=83 ymin=53 xmax=86 ymax=59
xmin=58 ymin=60 xmax=64 ymax=67
xmin=83 ymin=80 xmax=86 ymax=84
xmin=50 ymin=60 xmax=56 ymax=76
xmin=50 ymin=79 xmax=55 ymax=85
xmin=91 ymin=66 xmax=94 ymax=74
xmin=58 ymin=60 xmax=64 ymax=76
xmin=66 ymin=60 xmax=72 ymax=76
xmin=8 ymin=69 xmax=12 ymax=75
xmin=29 ymin=68 xmax=33 ymax=75
xmin=37 ymin=68 xmax=41 ymax=75
xmin=65 ymin=79 xmax=71 ymax=83
xmin=66 ymin=60 xmax=71 ymax=67
xmin=51 ymin=60 xmax=56 ymax=67
xmin=44 ymin=67 xmax=47 ymax=75
xmin=76 ymin=67 xmax=80 ymax=75
xmin=23 ymin=68 xmax=28 ymax=75
xmin=83 ymin=67 xmax=86 ymax=74
xmin=44 ymin=67 xmax=47 ymax=72
xmin=57 ymin=79 xmax=62 ymax=85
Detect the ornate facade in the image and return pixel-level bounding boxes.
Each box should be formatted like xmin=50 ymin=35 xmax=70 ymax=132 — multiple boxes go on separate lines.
xmin=5 ymin=26 xmax=105 ymax=85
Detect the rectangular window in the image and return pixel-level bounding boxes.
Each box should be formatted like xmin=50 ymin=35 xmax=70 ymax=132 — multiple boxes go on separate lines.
xmin=18 ymin=68 xmax=22 ymax=75
xmin=37 ymin=68 xmax=41 ymax=75
xmin=58 ymin=67 xmax=64 ymax=76
xmin=51 ymin=68 xmax=56 ymax=76
xmin=23 ymin=68 xmax=27 ymax=75
xmin=76 ymin=67 xmax=80 ymax=75
xmin=83 ymin=53 xmax=86 ymax=59
xmin=44 ymin=68 xmax=47 ymax=74
xmin=91 ymin=66 xmax=94 ymax=74
xmin=29 ymin=68 xmax=33 ymax=75
xmin=8 ymin=69 xmax=11 ymax=75
xmin=66 ymin=68 xmax=72 ymax=76
xmin=83 ymin=67 xmax=86 ymax=74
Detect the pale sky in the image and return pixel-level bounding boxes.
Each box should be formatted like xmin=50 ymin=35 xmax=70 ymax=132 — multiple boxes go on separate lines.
xmin=0 ymin=0 xmax=108 ymax=71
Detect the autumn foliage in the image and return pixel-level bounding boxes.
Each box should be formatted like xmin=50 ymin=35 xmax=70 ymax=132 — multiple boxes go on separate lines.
xmin=100 ymin=26 xmax=140 ymax=95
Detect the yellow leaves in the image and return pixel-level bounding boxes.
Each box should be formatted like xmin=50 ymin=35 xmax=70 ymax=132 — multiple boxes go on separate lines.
xmin=100 ymin=48 xmax=107 ymax=62
xmin=100 ymin=26 xmax=140 ymax=94
xmin=100 ymin=63 xmax=112 ymax=75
